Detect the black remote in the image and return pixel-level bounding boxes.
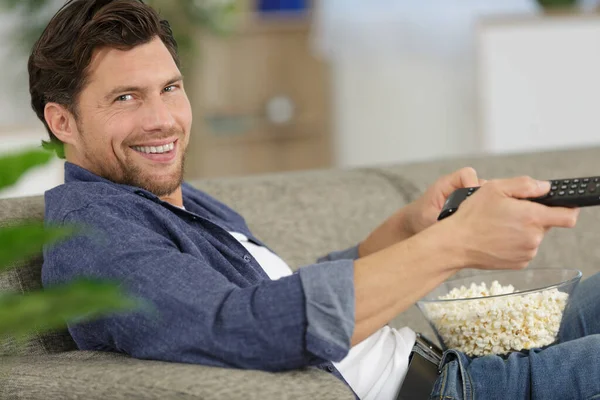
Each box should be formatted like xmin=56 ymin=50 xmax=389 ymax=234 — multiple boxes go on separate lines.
xmin=438 ymin=176 xmax=600 ymax=220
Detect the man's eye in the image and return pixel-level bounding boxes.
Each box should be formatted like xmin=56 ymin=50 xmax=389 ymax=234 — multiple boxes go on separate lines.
xmin=163 ymin=85 xmax=178 ymax=93
xmin=116 ymin=94 xmax=133 ymax=102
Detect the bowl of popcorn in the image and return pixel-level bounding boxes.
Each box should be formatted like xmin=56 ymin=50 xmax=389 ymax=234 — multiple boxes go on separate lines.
xmin=417 ymin=268 xmax=582 ymax=357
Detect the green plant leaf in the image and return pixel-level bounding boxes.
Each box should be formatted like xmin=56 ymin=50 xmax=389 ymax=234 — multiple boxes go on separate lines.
xmin=0 ymin=148 xmax=54 ymax=191
xmin=0 ymin=279 xmax=143 ymax=337
xmin=0 ymin=222 xmax=79 ymax=271
xmin=41 ymin=140 xmax=65 ymax=159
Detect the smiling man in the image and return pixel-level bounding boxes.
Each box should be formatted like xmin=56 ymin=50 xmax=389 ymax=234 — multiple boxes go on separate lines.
xmin=34 ymin=1 xmax=600 ymax=400
xmin=38 ymin=17 xmax=189 ymax=205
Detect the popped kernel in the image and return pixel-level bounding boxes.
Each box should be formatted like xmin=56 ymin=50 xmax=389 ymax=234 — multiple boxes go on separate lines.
xmin=422 ymin=281 xmax=569 ymax=357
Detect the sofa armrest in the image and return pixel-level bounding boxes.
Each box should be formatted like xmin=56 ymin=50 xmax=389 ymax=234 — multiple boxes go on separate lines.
xmin=2 ymin=351 xmax=355 ymax=400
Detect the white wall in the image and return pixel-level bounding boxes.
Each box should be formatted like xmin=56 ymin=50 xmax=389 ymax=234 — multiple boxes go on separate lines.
xmin=313 ymin=1 xmax=541 ymax=169
xmin=314 ymin=2 xmax=600 ymax=168
xmin=0 ymin=7 xmax=64 ymax=199
xmin=478 ymin=15 xmax=600 ymax=154
xmin=0 ymin=12 xmax=39 ymax=127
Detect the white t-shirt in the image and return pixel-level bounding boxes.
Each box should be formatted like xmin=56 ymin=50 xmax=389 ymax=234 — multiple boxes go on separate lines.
xmin=228 ymin=231 xmax=416 ymax=400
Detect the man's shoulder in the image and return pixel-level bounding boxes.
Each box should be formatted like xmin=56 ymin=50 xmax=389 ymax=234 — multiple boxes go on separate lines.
xmin=44 ymin=180 xmax=137 ymax=222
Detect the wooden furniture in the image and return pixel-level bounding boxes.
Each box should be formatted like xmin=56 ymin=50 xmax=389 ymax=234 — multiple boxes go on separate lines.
xmin=185 ymin=4 xmax=332 ymax=179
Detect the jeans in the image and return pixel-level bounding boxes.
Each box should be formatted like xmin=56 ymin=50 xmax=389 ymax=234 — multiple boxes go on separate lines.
xmin=430 ymin=271 xmax=600 ymax=400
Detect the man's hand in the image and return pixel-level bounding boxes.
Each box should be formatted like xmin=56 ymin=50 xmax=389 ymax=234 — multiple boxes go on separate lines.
xmin=443 ymin=176 xmax=580 ymax=270
xmin=358 ymin=167 xmax=483 ymax=257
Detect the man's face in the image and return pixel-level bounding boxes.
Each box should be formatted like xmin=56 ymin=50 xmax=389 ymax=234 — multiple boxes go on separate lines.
xmin=70 ymin=36 xmax=192 ymax=196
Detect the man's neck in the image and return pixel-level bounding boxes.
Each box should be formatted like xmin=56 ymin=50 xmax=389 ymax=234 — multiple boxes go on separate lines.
xmin=160 ymin=186 xmax=184 ymax=208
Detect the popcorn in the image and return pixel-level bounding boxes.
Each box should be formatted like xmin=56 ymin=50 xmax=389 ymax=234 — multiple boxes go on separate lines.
xmin=421 ymin=281 xmax=569 ymax=357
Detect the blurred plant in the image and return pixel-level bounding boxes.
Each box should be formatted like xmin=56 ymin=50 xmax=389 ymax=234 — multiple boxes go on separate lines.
xmin=0 ymin=145 xmax=138 ymax=348
xmin=535 ymin=0 xmax=578 ymax=9
xmin=0 ymin=0 xmax=239 ymax=71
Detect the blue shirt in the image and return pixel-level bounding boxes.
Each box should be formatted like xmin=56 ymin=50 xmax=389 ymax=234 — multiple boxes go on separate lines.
xmin=42 ymin=162 xmax=357 ymax=386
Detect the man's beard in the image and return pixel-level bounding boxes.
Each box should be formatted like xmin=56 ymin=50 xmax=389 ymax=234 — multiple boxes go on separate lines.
xmin=118 ymin=151 xmax=186 ymax=197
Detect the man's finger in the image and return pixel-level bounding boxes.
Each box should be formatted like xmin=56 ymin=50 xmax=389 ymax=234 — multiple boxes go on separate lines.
xmin=538 ymin=207 xmax=580 ymax=229
xmin=498 ymin=176 xmax=551 ymax=199
xmin=442 ymin=167 xmax=479 ymax=192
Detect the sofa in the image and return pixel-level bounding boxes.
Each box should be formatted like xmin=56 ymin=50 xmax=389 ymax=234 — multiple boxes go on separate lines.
xmin=2 ymin=146 xmax=600 ymax=399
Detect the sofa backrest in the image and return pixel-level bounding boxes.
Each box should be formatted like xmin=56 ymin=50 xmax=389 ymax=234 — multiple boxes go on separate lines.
xmin=0 ymin=195 xmax=78 ymax=356
xmin=0 ymin=168 xmax=406 ymax=355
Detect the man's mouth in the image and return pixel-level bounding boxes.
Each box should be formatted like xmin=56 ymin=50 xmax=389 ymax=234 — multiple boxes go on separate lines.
xmin=131 ymin=140 xmax=176 ymax=154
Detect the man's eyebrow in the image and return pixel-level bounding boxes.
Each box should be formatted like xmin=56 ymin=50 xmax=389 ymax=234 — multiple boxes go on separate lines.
xmin=103 ymin=74 xmax=184 ymax=102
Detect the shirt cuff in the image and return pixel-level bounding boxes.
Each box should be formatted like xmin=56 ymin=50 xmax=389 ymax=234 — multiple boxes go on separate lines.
xmin=317 ymin=245 xmax=360 ymax=263
xmin=297 ymin=259 xmax=355 ymax=362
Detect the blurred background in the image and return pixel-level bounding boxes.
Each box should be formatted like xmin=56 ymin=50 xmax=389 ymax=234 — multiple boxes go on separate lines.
xmin=1 ymin=0 xmax=600 ymax=198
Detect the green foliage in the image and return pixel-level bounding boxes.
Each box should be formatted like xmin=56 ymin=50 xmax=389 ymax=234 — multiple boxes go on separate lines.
xmin=0 ymin=147 xmax=138 ymax=341
xmin=41 ymin=139 xmax=65 ymax=159
xmin=0 ymin=222 xmax=79 ymax=273
xmin=1 ymin=0 xmax=239 ymax=69
xmin=536 ymin=0 xmax=578 ymax=8
xmin=0 ymin=279 xmax=140 ymax=337
xmin=0 ymin=148 xmax=53 ymax=190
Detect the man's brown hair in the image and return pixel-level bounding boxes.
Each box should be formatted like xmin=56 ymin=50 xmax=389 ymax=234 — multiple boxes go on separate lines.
xmin=28 ymin=0 xmax=180 ymax=155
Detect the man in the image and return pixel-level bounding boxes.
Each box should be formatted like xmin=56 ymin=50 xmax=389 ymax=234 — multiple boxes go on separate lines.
xmin=34 ymin=1 xmax=600 ymax=399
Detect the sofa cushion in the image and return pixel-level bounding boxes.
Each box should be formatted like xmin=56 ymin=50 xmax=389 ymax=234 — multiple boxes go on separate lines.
xmin=3 ymin=351 xmax=355 ymax=400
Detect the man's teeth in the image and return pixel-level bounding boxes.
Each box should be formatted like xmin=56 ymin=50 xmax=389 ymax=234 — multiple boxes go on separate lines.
xmin=132 ymin=142 xmax=175 ymax=154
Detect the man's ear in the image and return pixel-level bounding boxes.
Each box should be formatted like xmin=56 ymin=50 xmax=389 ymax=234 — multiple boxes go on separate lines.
xmin=44 ymin=102 xmax=78 ymax=145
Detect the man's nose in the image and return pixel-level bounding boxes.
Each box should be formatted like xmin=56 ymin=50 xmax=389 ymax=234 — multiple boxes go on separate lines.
xmin=141 ymin=97 xmax=176 ymax=132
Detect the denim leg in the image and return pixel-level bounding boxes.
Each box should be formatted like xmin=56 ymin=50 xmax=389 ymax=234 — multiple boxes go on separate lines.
xmin=559 ymin=271 xmax=600 ymax=342
xmin=432 ymin=336 xmax=600 ymax=400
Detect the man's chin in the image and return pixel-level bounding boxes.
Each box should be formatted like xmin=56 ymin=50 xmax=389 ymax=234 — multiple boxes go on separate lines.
xmin=136 ymin=175 xmax=183 ymax=197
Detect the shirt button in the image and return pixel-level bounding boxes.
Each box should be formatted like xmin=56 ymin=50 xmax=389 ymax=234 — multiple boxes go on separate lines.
xmin=243 ymin=255 xmax=251 ymax=262
xmin=326 ymin=365 xmax=334 ymax=373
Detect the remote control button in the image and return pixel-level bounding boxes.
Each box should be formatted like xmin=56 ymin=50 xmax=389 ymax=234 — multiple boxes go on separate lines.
xmin=581 ymin=183 xmax=588 ymax=188
xmin=573 ymin=179 xmax=580 ymax=183
xmin=571 ymin=184 xmax=578 ymax=189
xmin=467 ymin=191 xmax=473 ymax=196
xmin=551 ymin=185 xmax=558 ymax=191
xmin=549 ymin=191 xmax=555 ymax=197
xmin=561 ymin=185 xmax=568 ymax=190
xmin=583 ymin=178 xmax=590 ymax=183
xmin=568 ymin=190 xmax=575 ymax=195
xmin=563 ymin=179 xmax=570 ymax=184
xmin=578 ymin=189 xmax=586 ymax=194
xmin=559 ymin=191 xmax=566 ymax=196
xmin=595 ymin=178 xmax=600 ymax=183
xmin=552 ymin=180 xmax=560 ymax=185
xmin=590 ymin=186 xmax=597 ymax=193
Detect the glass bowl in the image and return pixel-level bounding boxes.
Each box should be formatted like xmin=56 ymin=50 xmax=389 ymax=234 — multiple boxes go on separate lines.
xmin=416 ymin=268 xmax=582 ymax=357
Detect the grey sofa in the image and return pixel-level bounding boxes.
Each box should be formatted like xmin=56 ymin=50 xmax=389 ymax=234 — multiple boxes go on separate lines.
xmin=2 ymin=146 xmax=600 ymax=399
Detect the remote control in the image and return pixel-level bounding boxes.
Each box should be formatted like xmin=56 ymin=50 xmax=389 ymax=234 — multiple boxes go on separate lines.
xmin=438 ymin=176 xmax=600 ymax=220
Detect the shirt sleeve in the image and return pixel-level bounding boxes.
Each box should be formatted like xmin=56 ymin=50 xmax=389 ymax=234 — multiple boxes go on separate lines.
xmin=291 ymin=245 xmax=358 ymax=355
xmin=42 ymin=203 xmax=354 ymax=372
xmin=317 ymin=245 xmax=361 ymax=263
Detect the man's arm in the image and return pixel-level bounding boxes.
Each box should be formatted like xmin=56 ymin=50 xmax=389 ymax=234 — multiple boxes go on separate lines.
xmin=357 ymin=167 xmax=484 ymax=258
xmin=349 ymin=177 xmax=579 ymax=346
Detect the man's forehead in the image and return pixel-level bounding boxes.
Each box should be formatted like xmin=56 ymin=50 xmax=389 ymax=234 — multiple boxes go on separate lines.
xmin=85 ymin=38 xmax=179 ymax=89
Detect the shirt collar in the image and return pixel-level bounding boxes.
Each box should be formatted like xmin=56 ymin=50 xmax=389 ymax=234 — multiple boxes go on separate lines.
xmin=64 ymin=161 xmax=160 ymax=200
